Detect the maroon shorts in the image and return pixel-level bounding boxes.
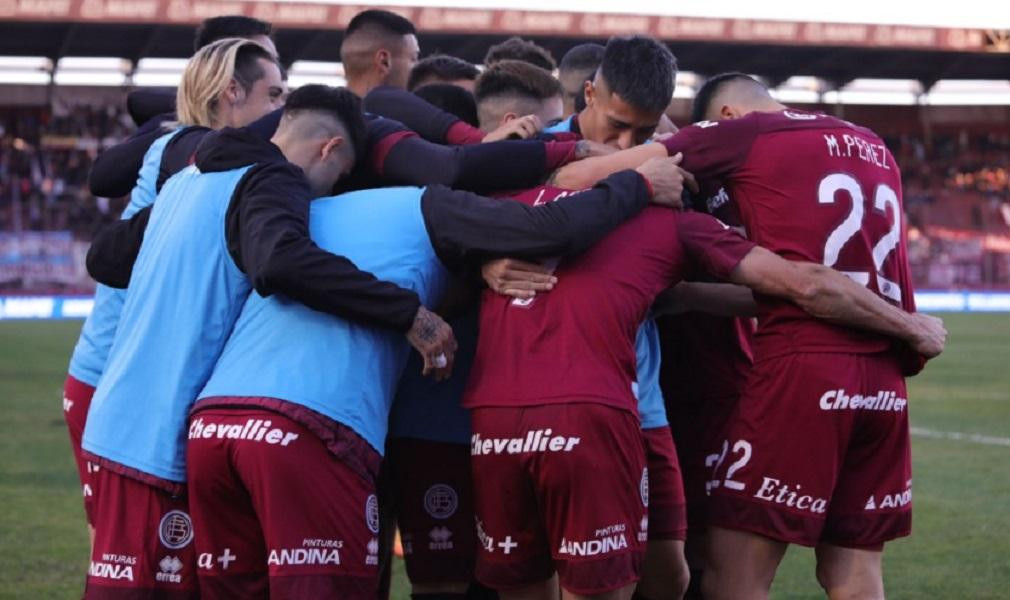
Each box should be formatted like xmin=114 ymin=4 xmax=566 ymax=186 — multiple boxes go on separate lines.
xmin=667 ymin=393 xmax=740 ymax=533
xmin=470 ymin=403 xmax=647 ymax=595
xmin=64 ymin=374 xmax=97 ymax=526
xmin=642 ymin=426 xmax=687 ymax=541
xmin=707 ymin=352 xmax=912 ymax=549
xmin=86 ymin=467 xmax=198 ymax=598
xmin=386 ymin=438 xmax=475 ymax=585
xmin=186 ymin=407 xmax=380 ymax=599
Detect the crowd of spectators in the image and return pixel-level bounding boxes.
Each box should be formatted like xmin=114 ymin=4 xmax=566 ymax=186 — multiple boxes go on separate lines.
xmin=2 ymin=102 xmax=1010 ymax=292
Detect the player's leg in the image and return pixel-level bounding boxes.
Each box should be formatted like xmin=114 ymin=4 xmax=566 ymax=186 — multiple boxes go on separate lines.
xmin=814 ymin=544 xmax=884 ymax=600
xmin=387 ymin=437 xmax=475 ymax=597
xmin=231 ymin=407 xmax=381 ymax=599
xmin=702 ymin=527 xmax=787 ymax=600
xmin=63 ymin=374 xmax=97 ymax=548
xmin=635 ymin=426 xmax=689 ymax=600
xmin=499 ymin=573 xmax=560 ymax=600
xmin=817 ymin=352 xmax=913 ymax=600
xmin=704 ymin=353 xmax=856 ymax=599
xmin=470 ymin=406 xmax=557 ymax=594
xmin=86 ymin=465 xmax=198 ymax=599
xmin=539 ymin=404 xmax=648 ymax=599
xmin=186 ymin=408 xmax=270 ymax=598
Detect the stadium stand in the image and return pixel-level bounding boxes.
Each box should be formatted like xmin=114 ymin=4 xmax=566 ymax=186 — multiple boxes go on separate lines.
xmin=1 ymin=3 xmax=1009 ymax=295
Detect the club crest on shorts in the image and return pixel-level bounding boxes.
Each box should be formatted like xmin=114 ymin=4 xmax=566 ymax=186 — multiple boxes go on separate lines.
xmin=365 ymin=494 xmax=380 ymax=534
xmin=158 ymin=510 xmax=194 ymax=549
xmin=640 ymin=468 xmax=649 ymax=507
xmin=423 ymin=484 xmax=458 ymax=519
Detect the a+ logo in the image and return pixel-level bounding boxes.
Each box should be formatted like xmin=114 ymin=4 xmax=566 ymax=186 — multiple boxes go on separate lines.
xmin=497 ymin=536 xmax=517 ymax=555
xmin=217 ymin=548 xmax=237 ymax=569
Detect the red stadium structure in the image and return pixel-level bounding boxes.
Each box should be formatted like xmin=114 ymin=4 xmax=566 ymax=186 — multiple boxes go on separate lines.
xmin=1 ymin=2 xmax=1009 ymax=303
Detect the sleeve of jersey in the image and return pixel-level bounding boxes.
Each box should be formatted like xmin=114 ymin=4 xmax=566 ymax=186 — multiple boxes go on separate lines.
xmin=226 ymin=163 xmax=422 ymax=332
xmin=362 ymin=86 xmax=483 ymax=145
xmin=88 ymin=128 xmax=165 ymax=198
xmin=659 ymin=118 xmax=761 ymax=182
xmin=420 ymin=170 xmax=650 ymax=273
xmin=380 ymin=136 xmax=573 ymax=193
xmin=126 ymin=90 xmax=176 ymax=128
xmin=677 ymin=211 xmax=758 ymax=280
xmin=85 ymin=205 xmax=152 ymax=288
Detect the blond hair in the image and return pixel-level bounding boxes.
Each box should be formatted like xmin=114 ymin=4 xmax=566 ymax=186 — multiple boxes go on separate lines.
xmin=176 ymin=37 xmax=275 ymax=128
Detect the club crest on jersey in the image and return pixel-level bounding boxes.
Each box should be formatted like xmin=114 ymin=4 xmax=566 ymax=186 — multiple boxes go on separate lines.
xmin=423 ymin=484 xmax=459 ymax=519
xmin=158 ymin=510 xmax=194 ymax=549
xmin=365 ymin=494 xmax=380 ymax=534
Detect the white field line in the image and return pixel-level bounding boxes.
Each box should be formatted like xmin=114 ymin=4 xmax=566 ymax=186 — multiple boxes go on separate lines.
xmin=910 ymin=427 xmax=1010 ymax=447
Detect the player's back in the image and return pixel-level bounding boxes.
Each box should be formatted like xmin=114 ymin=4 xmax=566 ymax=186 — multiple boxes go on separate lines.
xmin=464 ymin=184 xmax=752 ymax=413
xmin=465 ymin=195 xmax=681 ymax=413
xmin=729 ymin=110 xmax=915 ymax=358
xmin=199 ymin=187 xmax=449 ymax=454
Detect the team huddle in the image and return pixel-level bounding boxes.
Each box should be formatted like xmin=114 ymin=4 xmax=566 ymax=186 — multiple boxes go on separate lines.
xmin=61 ymin=10 xmax=948 ymax=600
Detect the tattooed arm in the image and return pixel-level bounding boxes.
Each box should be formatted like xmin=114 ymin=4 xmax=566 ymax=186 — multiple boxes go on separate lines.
xmin=405 ymin=305 xmax=458 ymax=380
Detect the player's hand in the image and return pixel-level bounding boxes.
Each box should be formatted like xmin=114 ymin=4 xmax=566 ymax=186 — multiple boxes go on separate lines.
xmin=909 ymin=312 xmax=947 ymax=358
xmin=482 ymin=115 xmax=542 ymax=142
xmin=406 ymin=306 xmax=457 ymax=381
xmin=574 ymin=140 xmax=617 ymax=160
xmin=636 ymin=153 xmax=697 ymax=209
xmin=482 ymin=258 xmax=557 ymax=300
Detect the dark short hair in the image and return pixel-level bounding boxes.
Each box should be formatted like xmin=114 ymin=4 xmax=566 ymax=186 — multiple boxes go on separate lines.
xmin=194 ymin=16 xmax=272 ymax=52
xmin=413 ymin=84 xmax=479 ymax=127
xmin=559 ymin=43 xmax=605 ymax=75
xmin=484 ymin=37 xmax=557 ymax=72
xmin=690 ymin=72 xmax=761 ymax=123
xmin=559 ymin=43 xmax=604 ymax=113
xmin=284 ymin=85 xmax=367 ymax=159
xmin=408 ymin=54 xmax=480 ymax=91
xmin=346 ymin=9 xmax=416 ymax=37
xmin=599 ymin=35 xmax=676 ymax=113
xmin=475 ymin=60 xmax=562 ymax=105
xmin=233 ymin=41 xmax=278 ymax=93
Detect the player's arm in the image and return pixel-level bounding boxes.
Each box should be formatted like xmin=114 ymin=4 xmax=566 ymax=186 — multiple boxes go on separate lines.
xmin=126 ymin=89 xmax=176 ymax=128
xmin=729 ymin=247 xmax=946 ymax=357
xmin=363 ymin=85 xmax=484 ymax=145
xmin=85 ymin=205 xmax=151 ymax=288
xmin=228 ymin=162 xmax=456 ymax=375
xmin=377 ymin=131 xmax=589 ymax=193
xmin=421 ymin=159 xmax=682 ymax=273
xmin=547 ymin=142 xmax=667 ymax=190
xmin=652 ymin=282 xmax=757 ymax=318
xmin=88 ymin=127 xmax=167 ymax=198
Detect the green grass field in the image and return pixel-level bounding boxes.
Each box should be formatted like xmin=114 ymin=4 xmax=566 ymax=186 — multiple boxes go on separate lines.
xmin=1 ymin=314 xmax=1008 ymax=598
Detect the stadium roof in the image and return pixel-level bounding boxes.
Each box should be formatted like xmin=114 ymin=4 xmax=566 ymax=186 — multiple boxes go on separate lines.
xmin=0 ymin=1 xmax=1008 ymax=86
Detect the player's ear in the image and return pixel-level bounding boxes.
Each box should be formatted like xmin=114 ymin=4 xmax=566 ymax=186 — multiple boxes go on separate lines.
xmin=376 ymin=49 xmax=391 ymax=74
xmin=223 ymin=79 xmax=243 ymax=106
xmin=720 ymin=104 xmax=738 ymax=121
xmin=583 ymin=79 xmax=595 ymax=107
xmin=322 ymin=136 xmax=344 ymax=159
xmin=502 ymin=112 xmax=519 ymax=124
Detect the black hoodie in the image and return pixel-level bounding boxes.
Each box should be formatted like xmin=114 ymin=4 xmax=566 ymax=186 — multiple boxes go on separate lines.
xmin=88 ymin=126 xmax=423 ymax=331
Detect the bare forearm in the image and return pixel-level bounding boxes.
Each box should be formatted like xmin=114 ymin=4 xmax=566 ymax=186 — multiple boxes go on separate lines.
xmin=549 ymin=143 xmax=665 ymax=189
xmin=792 ymin=263 xmax=918 ymax=343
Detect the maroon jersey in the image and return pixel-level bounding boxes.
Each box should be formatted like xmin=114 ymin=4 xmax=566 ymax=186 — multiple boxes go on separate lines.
xmin=665 ymin=110 xmax=920 ymax=369
xmin=463 ymin=185 xmax=756 ymax=412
